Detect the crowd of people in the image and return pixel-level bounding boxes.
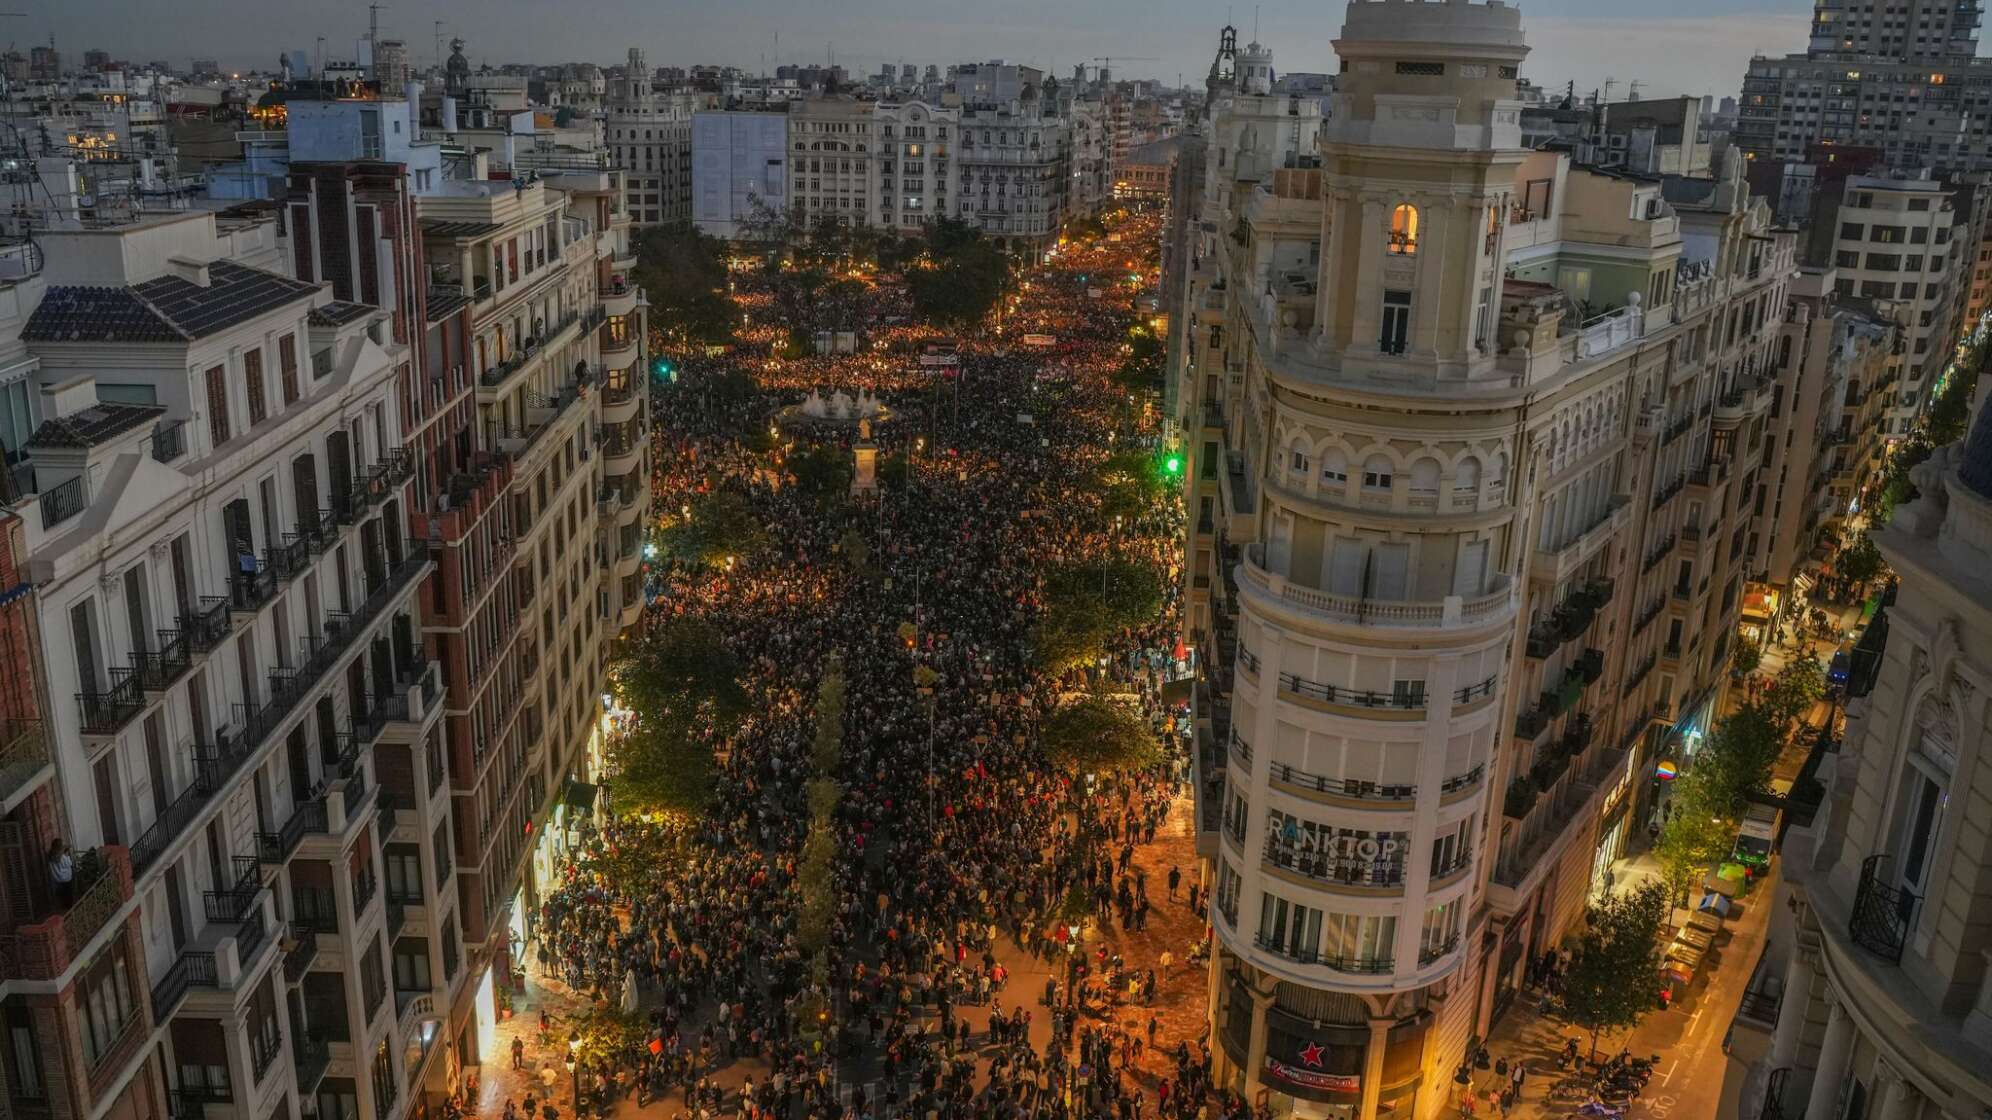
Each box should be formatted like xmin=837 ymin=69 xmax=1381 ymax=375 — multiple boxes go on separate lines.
xmin=493 ymin=210 xmax=1274 ymax=1120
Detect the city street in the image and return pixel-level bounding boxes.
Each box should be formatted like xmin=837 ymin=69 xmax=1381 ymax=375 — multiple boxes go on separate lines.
xmin=1477 ymin=856 xmax=1779 ymax=1120
xmin=469 ymin=207 xmax=1233 ymax=1120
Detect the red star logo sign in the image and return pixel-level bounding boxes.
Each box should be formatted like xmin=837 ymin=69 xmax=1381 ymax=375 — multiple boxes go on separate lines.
xmin=1298 ymin=1042 xmax=1325 ymax=1068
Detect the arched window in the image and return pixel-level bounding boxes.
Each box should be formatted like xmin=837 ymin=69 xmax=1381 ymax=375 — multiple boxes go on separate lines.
xmin=1362 ymin=455 xmax=1394 ymax=491
xmin=1389 ymin=204 xmax=1419 ymax=255
xmin=1409 ymin=458 xmax=1440 ymax=495
xmin=1321 ymin=449 xmax=1348 ymax=486
xmin=1454 ymin=456 xmax=1481 ymax=494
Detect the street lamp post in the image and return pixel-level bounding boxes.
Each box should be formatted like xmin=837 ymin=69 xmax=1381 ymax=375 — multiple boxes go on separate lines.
xmin=567 ymin=1030 xmax=581 ymax=1109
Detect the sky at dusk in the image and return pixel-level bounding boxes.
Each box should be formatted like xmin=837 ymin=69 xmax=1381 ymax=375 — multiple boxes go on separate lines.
xmin=42 ymin=0 xmax=1845 ymax=102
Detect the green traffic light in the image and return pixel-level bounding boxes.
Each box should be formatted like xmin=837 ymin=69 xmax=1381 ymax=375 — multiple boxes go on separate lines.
xmin=1165 ymin=455 xmax=1183 ymax=475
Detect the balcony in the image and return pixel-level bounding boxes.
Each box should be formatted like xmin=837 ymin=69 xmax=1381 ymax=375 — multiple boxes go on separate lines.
xmin=282 ymin=924 xmax=318 ymax=983
xmin=479 ymin=309 xmax=588 ymax=392
xmin=1526 ymin=579 xmax=1614 ymax=658
xmin=1265 ymin=837 xmax=1404 ymax=893
xmin=1240 ymin=543 xmax=1515 ymax=632
xmin=1277 ymin=671 xmax=1427 ymax=711
xmin=0 ymin=718 xmax=49 ymax=808
xmin=253 ymin=799 xmax=325 ymax=864
xmin=184 ymin=597 xmax=233 ymax=654
xmin=40 ymin=473 xmax=88 ymax=530
xmin=1264 ymin=757 xmax=1416 ymax=804
xmin=149 ymin=951 xmax=217 ymax=1025
xmin=1849 ymin=854 xmax=1916 ymax=963
xmin=132 ymin=630 xmax=195 ymax=694
xmin=1251 ymin=934 xmax=1393 ymax=975
xmin=376 ymin=659 xmax=444 ymax=735
xmin=78 ymin=669 xmax=143 ymax=737
xmin=249 ymin=1027 xmax=284 ymax=1084
xmin=1532 ymin=496 xmax=1631 ymax=584
xmin=293 ymin=1034 xmax=331 ymax=1098
xmin=495 ymin=372 xmax=592 ymax=460
xmin=0 ymin=846 xmax=133 ymax=981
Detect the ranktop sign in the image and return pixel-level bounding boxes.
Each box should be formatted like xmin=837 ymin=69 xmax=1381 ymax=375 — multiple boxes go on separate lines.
xmin=1264 ymin=1056 xmax=1359 ymax=1093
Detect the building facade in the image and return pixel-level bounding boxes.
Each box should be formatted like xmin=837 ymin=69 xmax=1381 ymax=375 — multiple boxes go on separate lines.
xmin=690 ymin=110 xmax=789 ymax=239
xmin=788 ymin=97 xmax=879 ymax=229
xmin=606 ymin=48 xmax=695 ymax=228
xmin=1173 ymin=3 xmax=1792 ymax=1115
xmin=954 ymin=88 xmax=1070 ymax=246
xmin=1766 ymin=400 xmax=1992 ymax=1120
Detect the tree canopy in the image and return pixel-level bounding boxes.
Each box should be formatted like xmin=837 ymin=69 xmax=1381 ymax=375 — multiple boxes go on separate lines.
xmin=1039 ymin=693 xmax=1162 ymax=775
xmin=1556 ymin=880 xmax=1668 ymax=1059
xmin=906 ymin=219 xmax=1009 ymax=328
xmin=631 ymin=223 xmax=737 ymax=346
xmin=1031 ymin=558 xmax=1166 ymax=673
xmin=607 ymin=618 xmax=748 ymax=815
xmin=657 ymin=490 xmax=770 ymax=569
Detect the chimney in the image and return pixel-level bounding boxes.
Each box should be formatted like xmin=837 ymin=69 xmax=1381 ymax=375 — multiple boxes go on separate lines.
xmin=405 ymin=79 xmax=424 ymax=136
xmin=442 ymin=95 xmax=458 ymax=132
xmin=165 ymin=256 xmax=211 ymax=287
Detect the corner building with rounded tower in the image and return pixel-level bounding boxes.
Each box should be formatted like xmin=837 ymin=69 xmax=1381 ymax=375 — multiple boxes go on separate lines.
xmin=1175 ymin=1 xmax=1794 ymax=1116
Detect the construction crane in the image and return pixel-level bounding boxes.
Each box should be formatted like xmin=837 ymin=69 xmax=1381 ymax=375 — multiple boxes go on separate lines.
xmin=1088 ymin=56 xmax=1158 ymax=85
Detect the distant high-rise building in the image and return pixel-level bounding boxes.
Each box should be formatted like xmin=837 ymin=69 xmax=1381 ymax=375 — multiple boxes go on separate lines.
xmin=191 ymin=57 xmax=219 ymax=78
xmin=372 ymin=38 xmax=410 ymax=87
xmin=1737 ymin=0 xmax=1992 ymax=170
xmin=28 ymin=46 xmax=58 ymax=80
xmin=82 ymin=48 xmax=110 ymax=71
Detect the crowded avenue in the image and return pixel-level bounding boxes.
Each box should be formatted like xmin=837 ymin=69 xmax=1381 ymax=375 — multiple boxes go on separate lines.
xmin=473 ymin=208 xmax=1230 ymax=1120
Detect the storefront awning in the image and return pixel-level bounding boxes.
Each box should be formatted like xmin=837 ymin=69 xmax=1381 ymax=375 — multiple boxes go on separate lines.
xmin=563 ymin=781 xmax=598 ymax=814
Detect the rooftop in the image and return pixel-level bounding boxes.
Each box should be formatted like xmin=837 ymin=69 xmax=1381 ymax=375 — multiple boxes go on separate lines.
xmin=25 ymin=401 xmax=166 ymax=449
xmin=307 ymin=300 xmax=374 ymax=327
xmin=23 ymin=261 xmax=318 ymax=344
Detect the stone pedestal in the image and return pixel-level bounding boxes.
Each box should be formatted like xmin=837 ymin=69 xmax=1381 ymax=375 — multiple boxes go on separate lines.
xmin=852 ymin=443 xmax=878 ymax=494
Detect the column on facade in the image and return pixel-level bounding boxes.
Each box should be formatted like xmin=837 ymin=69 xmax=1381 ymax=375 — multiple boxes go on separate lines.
xmin=1877 ymin=1060 xmax=1923 ymax=1120
xmin=1769 ymin=947 xmax=1814 ymax=1070
xmin=1803 ymin=995 xmax=1855 ymax=1120
xmin=1357 ymin=1016 xmax=1391 ymax=1120
xmin=1349 ymin=197 xmax=1385 ymax=356
xmin=1410 ymin=196 xmax=1448 ymax=358
xmin=1244 ymin=982 xmax=1275 ymax=1089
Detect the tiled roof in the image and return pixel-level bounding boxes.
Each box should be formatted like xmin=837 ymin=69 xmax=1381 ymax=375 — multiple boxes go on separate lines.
xmin=25 ymin=401 xmax=166 ymax=449
xmin=23 ymin=261 xmax=319 ymax=343
xmin=308 ymin=300 xmax=374 ymax=327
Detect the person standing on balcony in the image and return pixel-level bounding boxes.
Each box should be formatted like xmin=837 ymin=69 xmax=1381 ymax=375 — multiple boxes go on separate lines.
xmin=46 ymin=838 xmax=73 ymax=907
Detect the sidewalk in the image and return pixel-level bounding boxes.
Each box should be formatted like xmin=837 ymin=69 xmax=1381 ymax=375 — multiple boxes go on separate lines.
xmin=1472 ymin=858 xmax=1781 ymax=1120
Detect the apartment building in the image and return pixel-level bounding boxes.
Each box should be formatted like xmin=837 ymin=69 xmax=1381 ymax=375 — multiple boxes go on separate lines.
xmin=789 ymin=96 xmax=879 ymax=229
xmin=605 ymin=48 xmax=695 ymax=228
xmin=1762 ymin=400 xmax=1992 ymax=1120
xmin=415 ymin=160 xmax=647 ymax=1102
xmin=0 ymin=242 xmax=154 ymax=1118
xmin=1735 ymin=1 xmax=1992 ymax=172
xmin=954 ymin=87 xmax=1070 ymax=246
xmin=11 ymin=204 xmax=424 ymax=1120
xmin=1172 ymin=3 xmax=1791 ymax=1114
xmin=873 ymin=100 xmax=958 ymax=236
xmin=690 ymin=110 xmax=789 ymax=239
xmin=1748 ymin=267 xmax=1896 ymax=638
xmin=1820 ymin=175 xmax=1969 ymax=433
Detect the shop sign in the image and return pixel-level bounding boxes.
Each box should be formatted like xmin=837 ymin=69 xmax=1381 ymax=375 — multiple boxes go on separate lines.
xmin=1264 ymin=1056 xmax=1359 ymax=1093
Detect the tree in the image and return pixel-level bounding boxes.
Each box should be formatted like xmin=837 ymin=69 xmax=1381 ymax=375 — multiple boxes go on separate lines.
xmin=788 ymin=444 xmax=853 ymax=504
xmin=1683 ymin=704 xmax=1786 ymax=821
xmin=1765 ymin=655 xmax=1825 ymax=732
xmin=1039 ymin=693 xmax=1162 ymax=775
xmin=631 ymin=223 xmax=737 ymax=346
xmin=608 ymin=618 xmax=749 ymax=815
xmin=1731 ymin=636 xmax=1763 ymax=677
xmin=658 ymin=490 xmax=769 ymax=569
xmin=1836 ymin=533 xmax=1885 ymax=593
xmin=1557 ymin=881 xmax=1669 ymax=1060
xmin=906 ymin=219 xmax=1009 ymax=328
xmin=1654 ymin=787 xmax=1734 ymax=907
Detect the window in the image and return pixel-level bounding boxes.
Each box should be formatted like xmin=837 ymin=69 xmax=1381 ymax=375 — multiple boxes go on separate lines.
xmin=1362 ymin=455 xmax=1393 ymax=491
xmin=1320 ymin=911 xmax=1396 ymax=967
xmin=1257 ymin=892 xmax=1323 ymax=960
xmin=1380 ymin=290 xmax=1412 ymax=355
xmin=1321 ymin=450 xmax=1348 ymax=486
xmin=393 ymin=941 xmax=431 ymax=991
xmin=360 ymin=939 xmax=387 ymax=1017
xmin=1392 ymin=679 xmax=1427 ymax=706
xmin=205 ymin=364 xmax=230 ymax=446
xmin=385 ymin=846 xmax=421 ymax=902
xmin=243 ymin=348 xmax=266 ymax=425
xmin=278 ymin=335 xmax=300 ymax=404
xmin=1395 ymin=61 xmax=1445 ymax=76
xmin=79 ymin=949 xmax=135 ymax=1066
xmin=1388 ymin=204 xmax=1419 ymax=254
